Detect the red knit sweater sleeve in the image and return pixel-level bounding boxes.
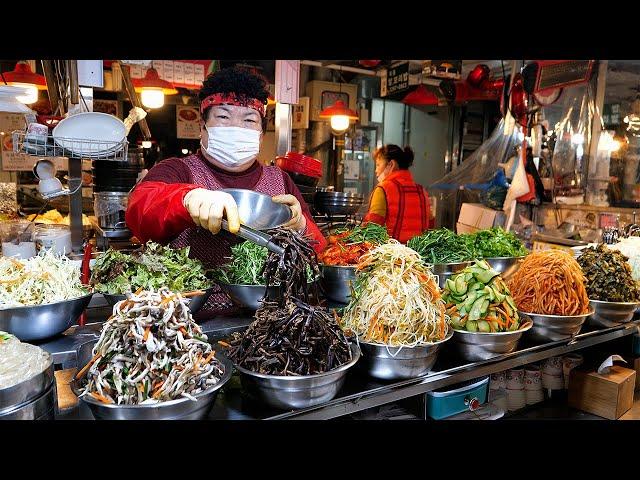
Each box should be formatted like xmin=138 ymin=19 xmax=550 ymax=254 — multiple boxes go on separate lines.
xmin=280 ymin=171 xmax=327 ymax=253
xmin=126 ymin=181 xmax=199 ymax=244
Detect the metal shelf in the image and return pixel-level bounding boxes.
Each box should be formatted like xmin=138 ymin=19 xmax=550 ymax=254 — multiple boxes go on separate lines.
xmin=12 ymin=131 xmax=128 ymax=162
xmin=263 ymin=321 xmax=640 ymax=420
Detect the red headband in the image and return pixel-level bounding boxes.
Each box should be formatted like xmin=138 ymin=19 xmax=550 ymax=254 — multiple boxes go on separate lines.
xmin=200 ymin=93 xmax=266 ymax=117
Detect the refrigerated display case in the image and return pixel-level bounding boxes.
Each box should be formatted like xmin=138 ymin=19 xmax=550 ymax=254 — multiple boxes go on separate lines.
xmin=343 ymin=126 xmax=378 ymax=215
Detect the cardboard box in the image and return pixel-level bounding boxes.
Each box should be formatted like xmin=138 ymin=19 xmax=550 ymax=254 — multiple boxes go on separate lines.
xmin=456 ymin=203 xmax=506 ymax=234
xmin=568 ymin=365 xmax=636 ymax=419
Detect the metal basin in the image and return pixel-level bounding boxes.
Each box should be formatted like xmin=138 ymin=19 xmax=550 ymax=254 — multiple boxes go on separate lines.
xmin=235 ymin=343 xmax=360 ymax=410
xmin=320 ymin=264 xmax=357 ymax=304
xmin=588 ymin=300 xmax=640 ymax=328
xmin=0 ymin=382 xmax=56 ymax=420
xmin=430 ymin=261 xmax=473 ymax=290
xmin=450 ymin=318 xmax=533 ymax=362
xmin=521 ymin=310 xmax=593 ymax=343
xmin=220 ymin=188 xmax=292 ymax=230
xmin=483 ymin=256 xmax=526 ymax=281
xmin=71 ymin=339 xmax=232 ymax=420
xmin=358 ymin=329 xmax=453 ymax=381
xmin=102 ymin=286 xmax=215 ymax=314
xmin=0 ymin=350 xmax=53 ymax=414
xmin=218 ymin=280 xmax=318 ymax=311
xmin=0 ymin=292 xmax=94 ymax=341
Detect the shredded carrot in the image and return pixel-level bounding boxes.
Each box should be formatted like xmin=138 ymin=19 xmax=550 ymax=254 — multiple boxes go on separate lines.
xmin=143 ymin=327 xmax=150 ymax=341
xmin=217 ymin=340 xmax=231 ymax=348
xmin=90 ymin=392 xmax=113 ymax=404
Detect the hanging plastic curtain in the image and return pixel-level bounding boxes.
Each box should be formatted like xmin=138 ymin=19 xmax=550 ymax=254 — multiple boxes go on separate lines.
xmin=430 ymin=116 xmax=523 ymax=228
xmin=549 ymin=83 xmax=595 ymax=197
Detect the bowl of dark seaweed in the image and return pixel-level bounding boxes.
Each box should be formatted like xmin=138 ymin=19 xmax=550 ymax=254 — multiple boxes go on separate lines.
xmin=588 ymin=300 xmax=640 ymax=328
xmin=234 ymin=342 xmax=360 ymax=410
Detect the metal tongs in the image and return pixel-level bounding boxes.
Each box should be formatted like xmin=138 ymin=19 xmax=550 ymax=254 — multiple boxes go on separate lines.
xmin=221 ymin=220 xmax=285 ymax=256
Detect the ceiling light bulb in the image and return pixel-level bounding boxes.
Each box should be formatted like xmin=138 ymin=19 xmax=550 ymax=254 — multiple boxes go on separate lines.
xmin=12 ymin=83 xmax=38 ymax=104
xmin=140 ymin=89 xmax=165 ymax=109
xmin=330 ymin=115 xmax=350 ymax=133
xmin=181 ymin=148 xmax=189 ymax=155
xmin=571 ymin=133 xmax=584 ymax=145
xmin=142 ymin=141 xmax=152 ymax=148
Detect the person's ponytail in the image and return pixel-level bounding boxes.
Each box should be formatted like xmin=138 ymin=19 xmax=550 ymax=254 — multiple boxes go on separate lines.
xmin=401 ymin=146 xmax=414 ymax=169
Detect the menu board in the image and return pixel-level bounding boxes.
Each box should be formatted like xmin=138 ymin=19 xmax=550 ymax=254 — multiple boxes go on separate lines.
xmin=176 ymin=105 xmax=200 ymax=139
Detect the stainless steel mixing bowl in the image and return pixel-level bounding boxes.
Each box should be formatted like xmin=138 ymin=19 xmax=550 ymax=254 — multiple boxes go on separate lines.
xmin=221 ymin=188 xmax=292 ymax=230
xmin=71 ymin=339 xmax=233 ymax=420
xmin=234 ymin=343 xmax=360 ymax=410
xmin=0 ymin=292 xmax=94 ymax=341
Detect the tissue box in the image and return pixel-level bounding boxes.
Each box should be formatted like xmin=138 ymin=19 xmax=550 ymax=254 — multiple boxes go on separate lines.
xmin=568 ymin=366 xmax=636 ymax=420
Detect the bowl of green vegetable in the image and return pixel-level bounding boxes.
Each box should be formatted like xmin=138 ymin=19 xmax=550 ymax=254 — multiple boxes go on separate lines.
xmin=92 ymin=242 xmax=214 ymax=313
xmin=482 ymin=256 xmax=526 ymax=282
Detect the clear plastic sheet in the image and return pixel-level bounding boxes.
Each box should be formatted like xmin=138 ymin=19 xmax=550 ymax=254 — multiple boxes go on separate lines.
xmin=430 ymin=118 xmax=523 ymax=228
xmin=548 ymin=83 xmax=595 ymax=194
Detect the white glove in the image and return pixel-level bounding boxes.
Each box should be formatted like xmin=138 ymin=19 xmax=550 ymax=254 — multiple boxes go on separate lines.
xmin=272 ymin=194 xmax=307 ymax=232
xmin=183 ymin=188 xmax=240 ymax=234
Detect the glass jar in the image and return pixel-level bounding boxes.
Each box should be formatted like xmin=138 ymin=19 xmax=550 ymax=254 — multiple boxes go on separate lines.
xmin=33 ymin=224 xmax=72 ymax=255
xmin=0 ymin=220 xmax=36 ymax=259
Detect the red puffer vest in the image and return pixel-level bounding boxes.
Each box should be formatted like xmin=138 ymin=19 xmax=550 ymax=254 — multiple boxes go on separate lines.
xmin=377 ymin=170 xmax=430 ymax=243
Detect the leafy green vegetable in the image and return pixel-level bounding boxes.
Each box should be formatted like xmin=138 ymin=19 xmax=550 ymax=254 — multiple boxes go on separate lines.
xmin=212 ymin=241 xmax=268 ymax=285
xmin=407 ymin=227 xmax=528 ymax=263
xmin=407 ymin=228 xmax=476 ymax=263
xmin=336 ymin=223 xmax=389 ymax=245
xmin=471 ymin=227 xmax=528 ymax=258
xmin=91 ymin=242 xmax=211 ymax=294
xmin=212 ymin=240 xmax=314 ymax=286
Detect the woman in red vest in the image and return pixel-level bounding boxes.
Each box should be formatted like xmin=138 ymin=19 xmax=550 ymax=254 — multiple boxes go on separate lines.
xmin=363 ymin=144 xmax=431 ymax=243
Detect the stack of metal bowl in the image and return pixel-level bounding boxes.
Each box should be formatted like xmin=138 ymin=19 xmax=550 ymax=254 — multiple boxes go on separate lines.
xmin=314 ymin=191 xmax=364 ymax=216
xmin=102 ymin=286 xmax=215 ymax=314
xmin=235 ymin=343 xmax=360 ymax=410
xmin=0 ymin=350 xmax=55 ymax=420
xmin=319 ymin=264 xmax=357 ymax=304
xmin=430 ymin=261 xmax=473 ymax=290
xmin=483 ymin=256 xmax=526 ymax=281
xmin=520 ymin=310 xmax=593 ymax=343
xmin=0 ymin=292 xmax=94 ymax=341
xmin=588 ymin=300 xmax=640 ymax=328
xmin=71 ymin=339 xmax=232 ymax=420
xmin=357 ymin=329 xmax=453 ymax=381
xmin=450 ymin=317 xmax=533 ymax=362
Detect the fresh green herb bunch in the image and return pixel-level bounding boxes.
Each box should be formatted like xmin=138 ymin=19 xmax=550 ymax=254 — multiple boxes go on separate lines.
xmin=407 ymin=228 xmax=476 ymax=263
xmin=213 ymin=241 xmax=268 ymax=285
xmin=336 ymin=223 xmax=390 ymax=245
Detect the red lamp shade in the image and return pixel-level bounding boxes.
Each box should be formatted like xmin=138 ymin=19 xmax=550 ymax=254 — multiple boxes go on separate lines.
xmin=318 ymin=100 xmax=358 ymax=120
xmin=132 ymin=67 xmax=178 ymax=95
xmin=2 ymin=61 xmax=47 ymax=90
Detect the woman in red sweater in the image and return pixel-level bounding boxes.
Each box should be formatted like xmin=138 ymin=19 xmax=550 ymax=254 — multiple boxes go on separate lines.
xmin=126 ymin=67 xmax=325 ymax=316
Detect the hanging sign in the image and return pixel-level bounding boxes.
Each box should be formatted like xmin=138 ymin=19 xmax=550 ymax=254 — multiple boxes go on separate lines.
xmin=128 ymin=60 xmax=214 ymax=89
xmin=275 ymin=60 xmax=300 ymax=104
xmin=381 ymin=62 xmax=409 ymax=97
xmin=292 ymin=97 xmax=309 ymax=129
xmin=176 ymin=105 xmax=201 ymax=139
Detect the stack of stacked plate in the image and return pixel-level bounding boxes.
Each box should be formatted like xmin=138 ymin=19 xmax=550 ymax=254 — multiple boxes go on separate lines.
xmin=314 ymin=191 xmax=364 ymax=217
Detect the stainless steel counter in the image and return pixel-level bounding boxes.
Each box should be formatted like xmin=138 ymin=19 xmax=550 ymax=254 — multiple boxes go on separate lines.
xmin=51 ymin=308 xmax=640 ymax=420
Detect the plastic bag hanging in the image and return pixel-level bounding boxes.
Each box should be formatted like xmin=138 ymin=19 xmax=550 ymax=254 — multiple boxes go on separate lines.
xmin=549 ymin=84 xmax=595 ymax=197
xmin=430 ymin=118 xmax=523 ymax=228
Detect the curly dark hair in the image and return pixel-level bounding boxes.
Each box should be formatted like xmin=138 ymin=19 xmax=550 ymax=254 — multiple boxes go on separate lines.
xmin=198 ymin=66 xmax=270 ymax=131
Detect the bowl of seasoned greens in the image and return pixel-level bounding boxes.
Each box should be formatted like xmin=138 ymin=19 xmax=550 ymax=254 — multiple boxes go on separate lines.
xmin=91 ymin=242 xmax=214 ymax=313
xmin=213 ymin=241 xmax=317 ymax=311
xmin=576 ymin=244 xmax=640 ymax=327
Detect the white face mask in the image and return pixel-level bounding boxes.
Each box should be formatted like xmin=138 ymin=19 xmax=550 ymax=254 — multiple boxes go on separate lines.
xmin=377 ymin=162 xmax=394 ymax=183
xmin=201 ymin=126 xmax=260 ymax=168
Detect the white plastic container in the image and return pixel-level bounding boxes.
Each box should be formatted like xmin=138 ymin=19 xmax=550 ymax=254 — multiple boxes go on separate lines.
xmin=0 ymin=220 xmax=36 ymax=259
xmin=33 ymin=224 xmax=71 ymax=255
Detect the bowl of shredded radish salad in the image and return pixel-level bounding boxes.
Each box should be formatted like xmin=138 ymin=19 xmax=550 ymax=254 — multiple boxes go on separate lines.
xmin=0 ymin=249 xmax=89 ymax=308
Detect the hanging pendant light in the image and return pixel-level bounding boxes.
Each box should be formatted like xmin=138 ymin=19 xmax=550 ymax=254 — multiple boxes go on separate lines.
xmin=132 ymin=67 xmax=178 ymax=109
xmin=1 ymin=61 xmax=47 ymax=105
xmin=319 ymin=67 xmax=358 ymax=134
xmin=319 ymin=100 xmax=359 ymax=133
